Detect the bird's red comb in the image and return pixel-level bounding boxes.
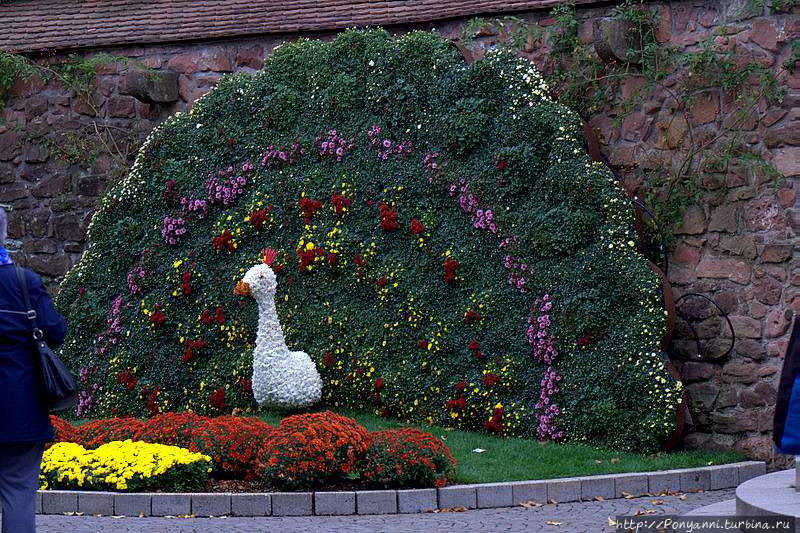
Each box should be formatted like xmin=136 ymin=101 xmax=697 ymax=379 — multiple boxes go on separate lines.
xmin=261 ymin=248 xmax=279 ymax=267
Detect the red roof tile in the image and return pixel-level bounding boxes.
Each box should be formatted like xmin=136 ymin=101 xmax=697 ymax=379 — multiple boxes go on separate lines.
xmin=0 ymin=0 xmax=599 ymax=53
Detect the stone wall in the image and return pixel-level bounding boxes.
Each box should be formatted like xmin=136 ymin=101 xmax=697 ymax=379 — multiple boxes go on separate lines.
xmin=0 ymin=0 xmax=796 ymax=462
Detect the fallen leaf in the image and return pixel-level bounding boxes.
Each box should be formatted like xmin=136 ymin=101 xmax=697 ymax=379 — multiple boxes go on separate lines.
xmin=440 ymin=435 xmax=447 ymax=441
xmin=652 ymin=500 xmax=663 ymax=505
xmin=608 ymin=517 xmax=618 ymax=526
xmin=520 ymin=500 xmax=543 ymax=508
xmin=610 ymin=457 xmax=619 ymax=464
xmin=622 ymin=491 xmax=634 ymax=499
xmin=678 ymin=494 xmax=687 ymax=500
xmin=593 ymin=496 xmax=605 ymax=502
xmin=594 ymin=460 xmax=603 ymax=464
xmin=472 ymin=448 xmax=485 ymax=453
xmin=634 ymin=510 xmax=645 ymax=516
xmin=546 ymin=521 xmax=562 ymax=526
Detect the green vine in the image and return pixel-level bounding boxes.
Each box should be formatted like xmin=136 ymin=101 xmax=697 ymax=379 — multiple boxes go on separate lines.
xmin=460 ymin=0 xmax=792 ymax=244
xmin=1 ymin=52 xmax=149 ymax=181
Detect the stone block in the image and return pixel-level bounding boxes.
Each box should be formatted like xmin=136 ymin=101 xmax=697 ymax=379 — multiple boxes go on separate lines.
xmin=41 ymin=490 xmax=77 ymax=514
xmin=397 ymin=489 xmax=436 ymax=513
xmin=675 ymin=205 xmax=706 ymax=235
xmin=511 ymin=480 xmax=547 ymax=505
xmin=648 ymin=471 xmax=681 ymax=494
xmin=547 ymin=478 xmax=580 ymax=503
xmin=113 ymin=493 xmax=151 ymax=517
xmin=237 ymin=45 xmax=265 ymax=70
xmin=615 ymin=474 xmax=648 ymax=498
xmin=680 ymin=468 xmax=711 ymax=492
xmin=580 ymin=475 xmax=615 ymax=500
xmin=230 ymin=493 xmax=270 ymax=516
xmin=314 ymin=491 xmax=355 ymax=515
xmin=35 ymin=491 xmax=42 ymax=514
xmin=438 ymin=485 xmax=476 ymax=509
xmin=476 ymin=482 xmax=513 ymax=508
xmin=78 ymin=492 xmax=114 ymax=515
xmin=738 ymin=461 xmax=766 ymax=482
xmin=708 ymin=464 xmax=738 ymax=490
xmin=151 ymin=493 xmax=191 ymax=516
xmin=271 ymin=492 xmax=312 ymax=516
xmin=168 ymin=52 xmax=200 ymax=75
xmin=120 ymin=70 xmax=180 ymax=104
xmin=356 ymin=490 xmax=397 ymax=515
xmin=593 ymin=17 xmax=647 ymax=64
xmin=191 ymin=493 xmax=230 ymax=517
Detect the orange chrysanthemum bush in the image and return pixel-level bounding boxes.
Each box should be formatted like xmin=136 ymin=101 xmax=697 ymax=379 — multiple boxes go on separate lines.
xmin=132 ymin=411 xmax=209 ymax=448
xmin=257 ymin=411 xmax=370 ymax=489
xmin=358 ymin=428 xmax=455 ymax=489
xmin=74 ymin=417 xmax=146 ymax=448
xmin=187 ymin=415 xmax=273 ymax=480
xmin=48 ymin=415 xmax=78 ymax=448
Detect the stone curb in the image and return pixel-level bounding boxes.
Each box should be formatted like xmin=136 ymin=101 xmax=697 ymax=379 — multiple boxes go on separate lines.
xmin=35 ymin=461 xmax=763 ymax=517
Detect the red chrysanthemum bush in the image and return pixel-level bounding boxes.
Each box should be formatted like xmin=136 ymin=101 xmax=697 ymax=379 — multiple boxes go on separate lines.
xmin=48 ymin=415 xmax=78 ymax=448
xmin=132 ymin=411 xmax=208 ymax=448
xmin=257 ymin=411 xmax=370 ymax=489
xmin=187 ymin=415 xmax=273 ymax=480
xmin=358 ymin=428 xmax=456 ymax=489
xmin=74 ymin=417 xmax=146 ymax=448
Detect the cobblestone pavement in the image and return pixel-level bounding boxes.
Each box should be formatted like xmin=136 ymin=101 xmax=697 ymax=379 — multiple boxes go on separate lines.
xmin=30 ymin=488 xmax=735 ymax=533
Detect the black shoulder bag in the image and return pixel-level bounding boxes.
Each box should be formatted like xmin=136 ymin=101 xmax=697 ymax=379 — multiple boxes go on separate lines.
xmin=13 ymin=266 xmax=78 ymax=411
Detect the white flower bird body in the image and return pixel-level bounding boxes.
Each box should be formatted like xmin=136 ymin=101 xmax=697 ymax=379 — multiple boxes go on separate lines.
xmin=236 ymin=262 xmax=322 ymax=409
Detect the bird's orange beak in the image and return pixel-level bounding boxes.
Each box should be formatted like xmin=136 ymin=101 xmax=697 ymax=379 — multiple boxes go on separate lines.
xmin=234 ymin=280 xmax=252 ymax=297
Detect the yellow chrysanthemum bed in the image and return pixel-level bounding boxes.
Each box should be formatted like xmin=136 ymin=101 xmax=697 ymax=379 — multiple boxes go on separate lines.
xmin=40 ymin=440 xmax=211 ymax=492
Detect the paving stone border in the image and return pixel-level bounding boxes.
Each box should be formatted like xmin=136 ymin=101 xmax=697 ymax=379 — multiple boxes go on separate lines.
xmin=34 ymin=461 xmax=765 ymax=517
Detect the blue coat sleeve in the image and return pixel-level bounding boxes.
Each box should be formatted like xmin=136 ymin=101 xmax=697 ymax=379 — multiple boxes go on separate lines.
xmin=25 ymin=269 xmax=66 ymax=348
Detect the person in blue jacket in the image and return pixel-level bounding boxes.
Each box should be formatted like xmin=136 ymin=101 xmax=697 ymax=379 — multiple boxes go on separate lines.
xmin=0 ymin=208 xmax=66 ymax=533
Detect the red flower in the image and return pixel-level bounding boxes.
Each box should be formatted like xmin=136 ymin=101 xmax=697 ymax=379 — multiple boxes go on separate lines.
xmin=180 ymin=271 xmax=192 ymax=296
xmin=469 ymin=340 xmax=479 ymax=351
xmin=212 ymin=230 xmax=234 ymax=252
xmin=331 ymin=192 xmax=352 ymax=215
xmin=373 ymin=377 xmax=384 ymax=391
xmin=456 ymin=381 xmax=467 ymax=392
xmin=465 ymin=310 xmax=481 ymax=324
xmin=354 ymin=254 xmax=363 ymax=265
xmin=443 ymin=259 xmax=459 ymax=282
xmin=410 ymin=219 xmax=425 ymax=234
xmin=201 ymin=309 xmax=213 ymax=324
xmin=215 ymin=306 xmax=225 ymax=324
xmin=378 ymin=203 xmax=398 ymax=230
xmin=150 ymin=310 xmax=166 ymax=325
xmin=209 ymin=387 xmax=227 ymax=410
xmin=182 ymin=339 xmax=207 ymax=362
xmin=249 ymin=209 xmax=270 ymax=229
xmin=418 ymin=339 xmax=428 ymax=349
xmin=377 ymin=276 xmax=387 ymax=286
xmin=298 ymin=197 xmax=322 ymax=223
xmin=327 ymin=253 xmax=337 ymax=266
xmin=324 ymin=353 xmax=334 ymax=366
xmin=482 ymin=372 xmax=500 ymax=387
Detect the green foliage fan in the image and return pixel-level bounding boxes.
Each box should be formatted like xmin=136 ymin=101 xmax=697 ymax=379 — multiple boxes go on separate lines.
xmin=57 ymin=29 xmax=681 ymax=452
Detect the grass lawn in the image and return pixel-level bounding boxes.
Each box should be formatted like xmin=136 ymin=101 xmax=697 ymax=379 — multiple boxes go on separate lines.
xmin=259 ymin=408 xmax=747 ymax=484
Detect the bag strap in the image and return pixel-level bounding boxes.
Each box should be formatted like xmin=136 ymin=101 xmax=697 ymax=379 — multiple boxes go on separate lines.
xmin=13 ymin=265 xmax=44 ymax=341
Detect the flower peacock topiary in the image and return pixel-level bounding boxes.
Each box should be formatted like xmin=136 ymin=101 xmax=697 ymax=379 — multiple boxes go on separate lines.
xmin=56 ymin=28 xmax=681 ymax=452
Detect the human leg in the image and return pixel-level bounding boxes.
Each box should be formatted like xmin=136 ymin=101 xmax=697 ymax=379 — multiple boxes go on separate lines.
xmin=0 ymin=441 xmax=45 ymax=533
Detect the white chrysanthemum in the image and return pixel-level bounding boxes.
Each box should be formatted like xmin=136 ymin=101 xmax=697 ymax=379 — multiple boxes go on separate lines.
xmin=236 ymin=263 xmax=322 ymax=409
